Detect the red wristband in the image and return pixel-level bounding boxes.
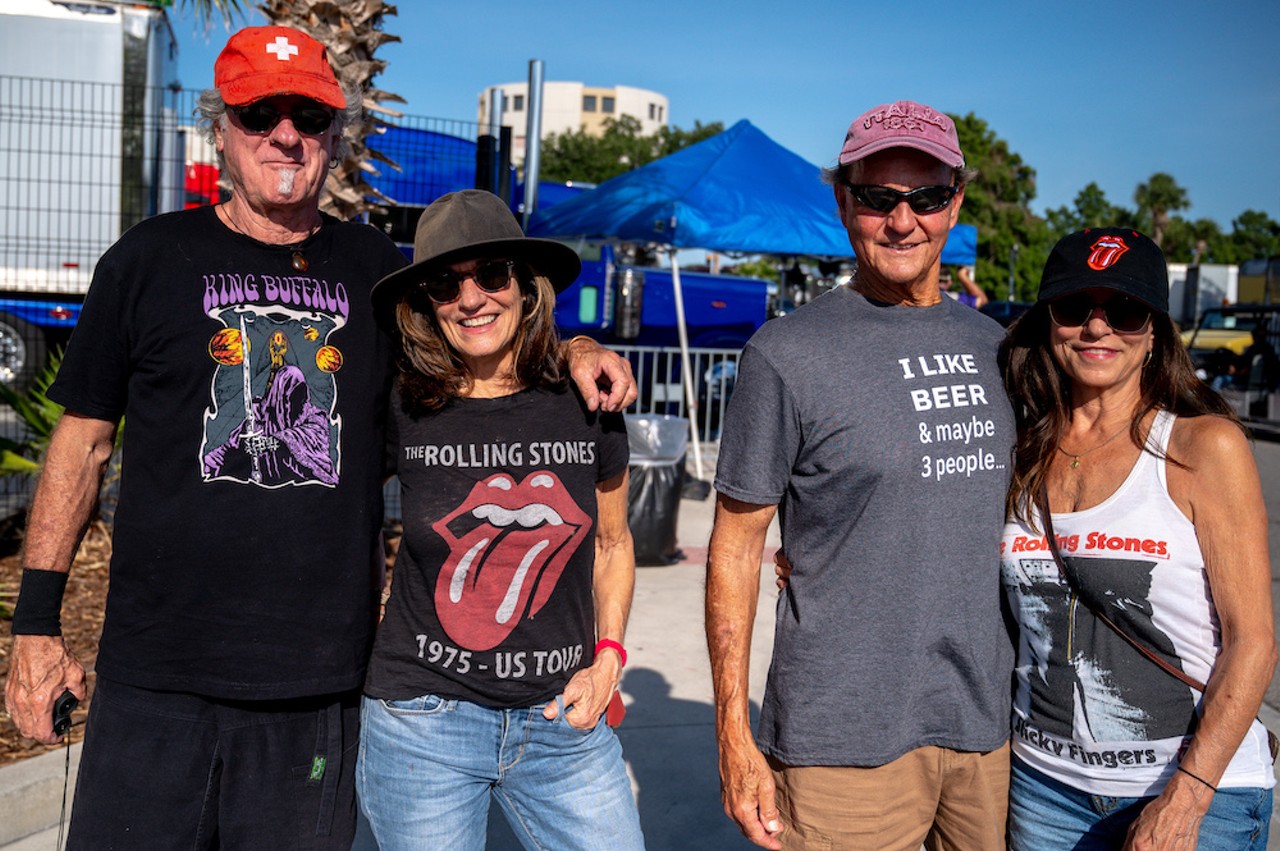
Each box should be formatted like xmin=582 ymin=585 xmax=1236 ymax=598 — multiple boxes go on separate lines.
xmin=594 ymin=639 xmax=626 ymax=668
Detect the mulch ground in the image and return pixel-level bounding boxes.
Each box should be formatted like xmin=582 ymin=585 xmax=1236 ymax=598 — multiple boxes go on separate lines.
xmin=0 ymin=516 xmax=112 ymax=767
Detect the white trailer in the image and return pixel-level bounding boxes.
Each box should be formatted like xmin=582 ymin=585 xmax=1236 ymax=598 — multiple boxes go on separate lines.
xmin=0 ymin=0 xmax=182 ymax=387
xmin=1167 ymin=262 xmax=1239 ymax=327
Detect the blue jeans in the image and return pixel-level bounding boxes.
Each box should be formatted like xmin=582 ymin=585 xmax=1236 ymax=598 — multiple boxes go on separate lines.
xmin=357 ymin=694 xmax=644 ymax=851
xmin=1009 ymin=756 xmax=1272 ymax=850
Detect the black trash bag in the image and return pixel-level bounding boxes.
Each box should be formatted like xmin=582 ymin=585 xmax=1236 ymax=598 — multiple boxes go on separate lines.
xmin=627 ymin=454 xmax=685 ymax=565
xmin=624 ymin=415 xmax=688 ymax=566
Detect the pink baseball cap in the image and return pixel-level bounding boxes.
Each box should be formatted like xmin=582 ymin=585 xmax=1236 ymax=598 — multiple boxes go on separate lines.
xmin=838 ymin=100 xmax=964 ymax=169
xmin=214 ymin=26 xmax=345 ymax=110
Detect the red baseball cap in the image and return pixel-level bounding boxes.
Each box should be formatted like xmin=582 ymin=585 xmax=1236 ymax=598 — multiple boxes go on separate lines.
xmin=214 ymin=26 xmax=344 ymax=110
xmin=838 ymin=100 xmax=964 ymax=169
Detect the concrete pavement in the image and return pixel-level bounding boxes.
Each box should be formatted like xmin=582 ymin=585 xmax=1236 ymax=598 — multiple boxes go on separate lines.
xmin=6 ymin=441 xmax=1280 ymax=849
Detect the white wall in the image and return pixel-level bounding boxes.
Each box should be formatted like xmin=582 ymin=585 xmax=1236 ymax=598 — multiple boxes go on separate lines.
xmin=479 ymin=81 xmax=669 ymax=166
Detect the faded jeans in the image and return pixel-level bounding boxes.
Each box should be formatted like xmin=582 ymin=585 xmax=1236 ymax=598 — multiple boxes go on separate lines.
xmin=356 ymin=693 xmax=644 ymax=851
xmin=1009 ymin=756 xmax=1271 ymax=850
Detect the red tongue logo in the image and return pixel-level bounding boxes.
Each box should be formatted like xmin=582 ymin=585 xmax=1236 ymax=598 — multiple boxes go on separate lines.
xmin=1086 ymin=235 xmax=1129 ymax=271
xmin=432 ymin=471 xmax=591 ymax=650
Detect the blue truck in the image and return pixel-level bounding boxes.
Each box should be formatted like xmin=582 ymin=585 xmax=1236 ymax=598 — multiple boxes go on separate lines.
xmin=552 ymin=243 xmax=774 ymax=350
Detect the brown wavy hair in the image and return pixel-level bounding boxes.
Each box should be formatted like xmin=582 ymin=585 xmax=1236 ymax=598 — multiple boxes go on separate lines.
xmin=393 ymin=259 xmax=565 ymax=413
xmin=1000 ymin=302 xmax=1239 ymax=526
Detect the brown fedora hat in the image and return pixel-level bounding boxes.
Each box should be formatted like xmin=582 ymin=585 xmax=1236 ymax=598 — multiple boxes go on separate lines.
xmin=371 ymin=190 xmax=581 ymax=331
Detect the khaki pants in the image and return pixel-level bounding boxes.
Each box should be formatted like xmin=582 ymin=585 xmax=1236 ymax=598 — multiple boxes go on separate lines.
xmin=769 ymin=743 xmax=1010 ymax=851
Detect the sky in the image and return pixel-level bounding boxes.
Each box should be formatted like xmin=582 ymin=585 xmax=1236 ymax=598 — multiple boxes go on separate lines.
xmin=170 ymin=0 xmax=1280 ymax=230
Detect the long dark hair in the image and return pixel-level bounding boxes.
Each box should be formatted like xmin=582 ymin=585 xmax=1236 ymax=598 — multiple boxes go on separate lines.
xmin=394 ymin=259 xmax=565 ymax=414
xmin=1000 ymin=303 xmax=1238 ymax=524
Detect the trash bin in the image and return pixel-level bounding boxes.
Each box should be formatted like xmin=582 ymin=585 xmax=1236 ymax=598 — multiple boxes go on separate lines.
xmin=625 ymin=413 xmax=688 ymax=565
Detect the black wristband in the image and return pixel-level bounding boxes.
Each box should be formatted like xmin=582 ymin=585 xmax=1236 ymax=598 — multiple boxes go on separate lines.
xmin=10 ymin=569 xmax=69 ymax=635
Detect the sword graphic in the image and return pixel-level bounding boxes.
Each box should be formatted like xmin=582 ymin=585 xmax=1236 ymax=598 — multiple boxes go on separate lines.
xmin=239 ymin=314 xmax=263 ymax=484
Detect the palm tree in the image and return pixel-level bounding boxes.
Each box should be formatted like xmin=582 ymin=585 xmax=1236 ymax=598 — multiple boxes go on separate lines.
xmin=1134 ymin=172 xmax=1189 ymax=249
xmin=182 ymin=0 xmax=405 ymax=220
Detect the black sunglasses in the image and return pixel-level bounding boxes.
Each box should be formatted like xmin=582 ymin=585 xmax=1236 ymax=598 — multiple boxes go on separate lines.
xmin=1048 ymin=293 xmax=1152 ymax=334
xmin=231 ymin=101 xmax=335 ymax=136
xmin=842 ymin=181 xmax=959 ymax=214
xmin=419 ymin=260 xmax=515 ymax=304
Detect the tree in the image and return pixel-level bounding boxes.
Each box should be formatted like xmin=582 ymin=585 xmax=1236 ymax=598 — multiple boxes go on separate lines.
xmin=1045 ymin=182 xmax=1135 ymax=237
xmin=540 ymin=117 xmax=724 ymax=184
xmin=724 ymin=256 xmax=781 ymax=283
xmin=180 ymin=0 xmax=404 ymax=220
xmin=948 ymin=113 xmax=1053 ymax=301
xmin=1227 ymin=210 xmax=1280 ymax=263
xmin=1133 ymin=172 xmax=1189 ymax=249
xmin=655 ymin=121 xmax=724 ymax=159
xmin=1160 ymin=217 xmax=1225 ymax=264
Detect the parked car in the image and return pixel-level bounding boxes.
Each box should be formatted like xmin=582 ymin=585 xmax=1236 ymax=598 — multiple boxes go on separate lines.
xmin=1183 ymin=304 xmax=1280 ymax=431
xmin=1180 ymin=305 xmax=1280 ymax=370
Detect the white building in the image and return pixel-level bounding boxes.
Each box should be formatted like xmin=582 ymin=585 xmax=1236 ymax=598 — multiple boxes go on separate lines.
xmin=478 ymin=81 xmax=669 ymax=167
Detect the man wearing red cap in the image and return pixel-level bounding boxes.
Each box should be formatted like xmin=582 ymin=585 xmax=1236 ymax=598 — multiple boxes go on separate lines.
xmin=3 ymin=25 xmax=633 ymax=848
xmin=707 ymin=100 xmax=1015 ymax=849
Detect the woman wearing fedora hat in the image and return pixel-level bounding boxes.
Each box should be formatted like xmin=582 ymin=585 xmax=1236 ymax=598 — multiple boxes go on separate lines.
xmin=1000 ymin=228 xmax=1276 ymax=849
xmin=358 ymin=190 xmax=644 ymax=850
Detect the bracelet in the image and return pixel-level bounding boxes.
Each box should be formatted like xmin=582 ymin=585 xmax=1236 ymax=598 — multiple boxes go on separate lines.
xmin=1176 ymin=764 xmax=1217 ymax=792
xmin=594 ymin=639 xmax=626 ymax=668
xmin=10 ymin=568 xmax=70 ymax=635
xmin=566 ymin=335 xmax=595 ymax=349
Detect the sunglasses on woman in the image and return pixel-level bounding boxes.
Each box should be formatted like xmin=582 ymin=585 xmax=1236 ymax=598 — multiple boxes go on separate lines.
xmin=230 ymin=101 xmax=335 ymax=136
xmin=418 ymin=259 xmax=515 ymax=304
xmin=841 ymin=181 xmax=959 ymax=214
xmin=1047 ymin=293 xmax=1152 ymax=333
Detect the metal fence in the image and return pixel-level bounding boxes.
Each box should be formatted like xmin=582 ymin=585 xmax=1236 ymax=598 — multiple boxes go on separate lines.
xmin=0 ymin=77 xmax=195 ymax=290
xmin=619 ymin=344 xmax=741 ymax=443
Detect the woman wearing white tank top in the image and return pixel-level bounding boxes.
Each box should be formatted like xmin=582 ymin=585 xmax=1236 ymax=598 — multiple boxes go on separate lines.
xmin=1000 ymin=227 xmax=1276 ymax=850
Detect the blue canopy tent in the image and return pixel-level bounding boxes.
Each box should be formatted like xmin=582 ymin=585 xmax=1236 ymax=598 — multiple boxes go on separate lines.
xmin=529 ymin=119 xmax=849 ymax=256
xmin=365 ymin=126 xmax=479 ymax=207
xmin=529 ymin=119 xmax=977 ymax=475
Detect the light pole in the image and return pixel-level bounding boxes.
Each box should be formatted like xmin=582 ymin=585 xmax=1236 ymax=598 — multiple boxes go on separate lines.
xmin=1007 ymin=243 xmax=1020 ymax=302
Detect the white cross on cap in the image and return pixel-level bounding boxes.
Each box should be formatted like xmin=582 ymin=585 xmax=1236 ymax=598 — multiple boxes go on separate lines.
xmin=265 ymin=36 xmax=299 ymax=61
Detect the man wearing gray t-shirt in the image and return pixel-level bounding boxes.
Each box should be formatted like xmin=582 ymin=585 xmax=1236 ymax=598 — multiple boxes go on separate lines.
xmin=706 ymin=100 xmax=1015 ymax=850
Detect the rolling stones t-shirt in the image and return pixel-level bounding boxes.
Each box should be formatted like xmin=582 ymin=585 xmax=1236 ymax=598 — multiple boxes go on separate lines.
xmin=1000 ymin=410 xmax=1275 ymax=795
xmin=365 ymin=383 xmax=628 ymax=708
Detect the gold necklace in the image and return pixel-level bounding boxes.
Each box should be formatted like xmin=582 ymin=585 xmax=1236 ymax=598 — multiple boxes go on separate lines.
xmin=1056 ymin=424 xmax=1128 ymax=469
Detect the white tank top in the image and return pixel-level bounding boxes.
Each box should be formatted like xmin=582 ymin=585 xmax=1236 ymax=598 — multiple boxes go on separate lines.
xmin=1000 ymin=409 xmax=1275 ymax=795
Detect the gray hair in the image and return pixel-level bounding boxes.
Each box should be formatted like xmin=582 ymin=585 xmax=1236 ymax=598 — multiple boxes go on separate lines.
xmin=821 ymin=159 xmax=978 ymax=189
xmin=195 ymin=85 xmax=363 ymax=168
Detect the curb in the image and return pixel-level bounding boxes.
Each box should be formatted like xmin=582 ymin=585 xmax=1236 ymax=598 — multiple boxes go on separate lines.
xmin=0 ymin=742 xmax=80 ymax=846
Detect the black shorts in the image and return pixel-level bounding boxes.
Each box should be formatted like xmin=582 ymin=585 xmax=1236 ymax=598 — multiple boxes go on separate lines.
xmin=67 ymin=676 xmax=360 ymax=851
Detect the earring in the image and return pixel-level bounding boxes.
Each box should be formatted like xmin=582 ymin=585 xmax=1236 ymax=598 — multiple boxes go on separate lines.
xmin=329 ymin=156 xmax=340 ymax=169
xmin=1143 ymin=351 xmax=1153 ymax=367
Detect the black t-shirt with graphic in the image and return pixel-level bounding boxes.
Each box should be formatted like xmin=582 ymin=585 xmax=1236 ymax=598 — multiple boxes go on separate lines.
xmin=365 ymin=384 xmax=628 ymax=708
xmin=49 ymin=205 xmax=406 ymax=699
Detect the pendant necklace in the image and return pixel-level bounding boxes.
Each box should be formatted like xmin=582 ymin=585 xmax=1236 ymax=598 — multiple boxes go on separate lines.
xmin=1056 ymin=424 xmax=1128 ymax=469
xmin=216 ymin=204 xmax=318 ymax=272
